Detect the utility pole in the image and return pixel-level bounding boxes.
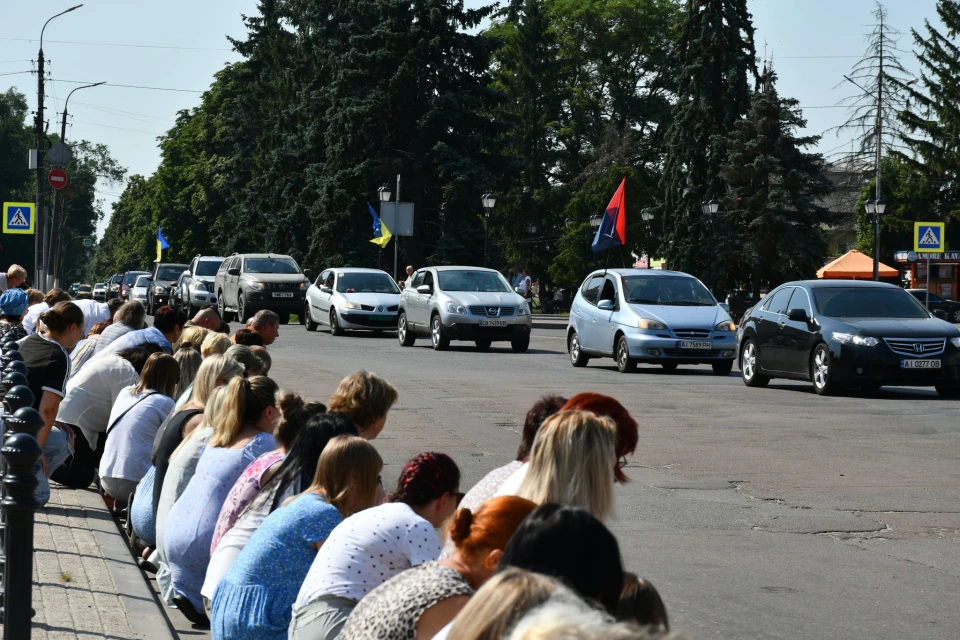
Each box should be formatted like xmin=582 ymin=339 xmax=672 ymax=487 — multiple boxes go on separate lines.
xmin=873 ymin=8 xmax=883 ymax=282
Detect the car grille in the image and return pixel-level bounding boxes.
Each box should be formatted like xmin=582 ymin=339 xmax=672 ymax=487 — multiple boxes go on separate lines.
xmin=663 ymin=349 xmax=723 ymax=357
xmin=883 ymin=338 xmax=946 ymax=357
xmin=469 ymin=306 xmax=516 ymax=317
xmin=673 ymin=329 xmax=711 ymax=338
xmin=269 ymin=282 xmax=299 ymax=291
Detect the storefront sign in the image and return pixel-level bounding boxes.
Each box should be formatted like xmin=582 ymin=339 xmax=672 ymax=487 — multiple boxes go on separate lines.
xmin=895 ymin=251 xmax=960 ymax=261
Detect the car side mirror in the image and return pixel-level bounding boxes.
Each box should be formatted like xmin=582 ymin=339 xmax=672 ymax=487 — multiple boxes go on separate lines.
xmin=182 ymin=270 xmax=191 ymax=278
xmin=320 ymin=285 xmax=332 ymax=294
xmin=787 ymin=308 xmax=809 ymax=323
xmin=417 ymin=284 xmax=433 ymax=295
xmin=227 ymin=267 xmax=240 ymax=276
xmin=933 ymin=308 xmax=948 ymax=320
xmin=597 ymin=299 xmax=615 ymax=311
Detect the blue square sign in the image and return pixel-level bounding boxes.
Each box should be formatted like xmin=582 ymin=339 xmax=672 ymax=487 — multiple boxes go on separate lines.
xmin=2 ymin=202 xmax=35 ymax=235
xmin=915 ymin=222 xmax=945 ymax=253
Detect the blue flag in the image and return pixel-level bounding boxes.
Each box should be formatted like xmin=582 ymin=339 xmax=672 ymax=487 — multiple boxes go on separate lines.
xmin=157 ymin=226 xmax=171 ymax=250
xmin=368 ymin=204 xmax=392 ymax=248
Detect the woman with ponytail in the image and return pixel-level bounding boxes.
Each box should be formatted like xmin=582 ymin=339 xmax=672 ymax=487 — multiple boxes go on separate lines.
xmin=210 ymin=436 xmax=382 ymax=640
xmin=339 ymin=495 xmax=537 ymax=640
xmin=163 ymin=375 xmax=279 ymax=624
xmin=290 ymin=452 xmax=462 ymax=640
xmin=18 ymin=301 xmax=85 ymax=505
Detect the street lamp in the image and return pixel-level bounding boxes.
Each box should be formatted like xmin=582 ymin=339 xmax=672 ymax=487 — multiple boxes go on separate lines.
xmin=864 ymin=198 xmax=886 ymax=281
xmin=590 ymin=216 xmax=602 ymax=228
xmin=641 ymin=209 xmax=655 ymax=269
xmin=482 ymin=193 xmax=496 ymax=267
xmin=378 ymin=184 xmax=392 ymax=203
xmin=701 ymin=199 xmax=721 ymax=216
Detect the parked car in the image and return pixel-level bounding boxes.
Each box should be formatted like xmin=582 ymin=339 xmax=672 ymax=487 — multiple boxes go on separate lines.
xmin=107 ymin=273 xmax=124 ymax=299
xmin=906 ymin=289 xmax=960 ymax=323
xmin=172 ymin=255 xmax=225 ymax=317
xmin=130 ymin=275 xmax=150 ymax=305
xmin=92 ymin=283 xmax=107 ymax=302
xmin=147 ymin=262 xmax=190 ymax=315
xmin=567 ymin=269 xmax=737 ymax=374
xmin=77 ymin=284 xmax=92 ymax=300
xmin=397 ymin=266 xmax=532 ymax=352
xmin=738 ymin=280 xmax=960 ymax=397
xmin=215 ymin=253 xmax=311 ymax=324
xmin=120 ymin=270 xmax=150 ymax=300
xmin=304 ymin=268 xmax=401 ymax=334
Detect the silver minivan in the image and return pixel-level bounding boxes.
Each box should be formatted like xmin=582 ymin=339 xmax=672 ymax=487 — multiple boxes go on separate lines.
xmin=397 ymin=266 xmax=532 ymax=352
xmin=567 ymin=269 xmax=737 ymax=374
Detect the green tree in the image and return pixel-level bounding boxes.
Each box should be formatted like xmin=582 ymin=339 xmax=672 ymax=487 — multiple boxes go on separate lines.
xmin=660 ymin=0 xmax=758 ymax=289
xmin=719 ymin=71 xmax=833 ymax=297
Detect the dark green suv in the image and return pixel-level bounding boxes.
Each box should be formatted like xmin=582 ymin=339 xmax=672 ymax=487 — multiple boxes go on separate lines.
xmin=215 ymin=253 xmax=312 ymax=324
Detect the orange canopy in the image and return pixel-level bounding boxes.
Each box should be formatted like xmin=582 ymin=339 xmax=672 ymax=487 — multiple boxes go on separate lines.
xmin=816 ymin=249 xmax=898 ymax=279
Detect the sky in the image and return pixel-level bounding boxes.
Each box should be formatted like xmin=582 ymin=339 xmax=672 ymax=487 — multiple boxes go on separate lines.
xmin=1 ymin=0 xmax=945 ymax=237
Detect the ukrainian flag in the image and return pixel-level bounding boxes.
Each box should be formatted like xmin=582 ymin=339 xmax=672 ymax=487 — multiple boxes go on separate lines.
xmin=156 ymin=226 xmax=171 ymax=262
xmin=368 ymin=204 xmax=392 ymax=248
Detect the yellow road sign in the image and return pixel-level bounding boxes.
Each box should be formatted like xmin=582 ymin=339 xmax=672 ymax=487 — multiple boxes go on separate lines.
xmin=915 ymin=222 xmax=945 ymax=253
xmin=2 ymin=202 xmax=35 ymax=235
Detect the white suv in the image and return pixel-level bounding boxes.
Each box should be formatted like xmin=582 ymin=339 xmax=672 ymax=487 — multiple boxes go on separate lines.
xmin=175 ymin=255 xmax=225 ymax=316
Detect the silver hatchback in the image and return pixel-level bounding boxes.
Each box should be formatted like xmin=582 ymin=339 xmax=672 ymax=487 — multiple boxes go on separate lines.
xmin=567 ymin=269 xmax=737 ymax=374
xmin=397 ymin=266 xmax=532 ymax=352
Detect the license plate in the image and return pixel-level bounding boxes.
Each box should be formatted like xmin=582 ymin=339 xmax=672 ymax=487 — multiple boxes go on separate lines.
xmin=901 ymin=359 xmax=941 ymax=369
xmin=679 ymin=341 xmax=712 ymax=350
xmin=480 ymin=319 xmax=507 ymax=327
xmin=370 ymin=315 xmax=394 ymax=321
xmin=272 ymin=292 xmax=294 ymax=298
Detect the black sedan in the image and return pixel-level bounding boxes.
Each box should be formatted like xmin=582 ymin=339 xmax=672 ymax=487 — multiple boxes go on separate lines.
xmin=737 ymin=280 xmax=960 ymax=397
xmin=906 ymin=289 xmax=960 ymax=323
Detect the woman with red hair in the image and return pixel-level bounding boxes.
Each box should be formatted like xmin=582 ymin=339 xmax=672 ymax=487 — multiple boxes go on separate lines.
xmin=339 ymin=495 xmax=537 ymax=640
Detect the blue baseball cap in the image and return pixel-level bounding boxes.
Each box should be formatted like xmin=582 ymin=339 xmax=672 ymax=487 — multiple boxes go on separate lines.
xmin=0 ymin=289 xmax=28 ymax=317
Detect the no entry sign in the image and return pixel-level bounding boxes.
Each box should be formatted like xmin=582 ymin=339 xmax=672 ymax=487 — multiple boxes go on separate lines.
xmin=48 ymin=168 xmax=68 ymax=190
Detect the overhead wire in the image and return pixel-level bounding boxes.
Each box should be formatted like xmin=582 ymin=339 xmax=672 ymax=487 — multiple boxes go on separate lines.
xmin=50 ymin=78 xmax=204 ymax=93
xmin=0 ymin=37 xmax=232 ymax=52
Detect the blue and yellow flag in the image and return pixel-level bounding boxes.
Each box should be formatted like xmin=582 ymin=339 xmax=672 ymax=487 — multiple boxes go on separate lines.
xmin=156 ymin=226 xmax=171 ymax=262
xmin=368 ymin=204 xmax=392 ymax=248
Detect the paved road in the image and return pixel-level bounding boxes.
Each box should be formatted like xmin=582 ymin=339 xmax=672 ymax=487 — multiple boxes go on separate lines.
xmin=180 ymin=320 xmax=960 ymax=639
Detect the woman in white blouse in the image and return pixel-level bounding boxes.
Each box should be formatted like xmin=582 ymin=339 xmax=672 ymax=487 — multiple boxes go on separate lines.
xmin=290 ymin=452 xmax=463 ymax=640
xmin=100 ymin=353 xmax=180 ymax=503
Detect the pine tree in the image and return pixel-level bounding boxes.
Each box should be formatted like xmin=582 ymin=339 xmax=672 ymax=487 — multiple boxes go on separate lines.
xmin=660 ymin=0 xmax=758 ymax=289
xmin=719 ymin=69 xmax=833 ymax=297
xmin=895 ymin=0 xmax=960 ymax=242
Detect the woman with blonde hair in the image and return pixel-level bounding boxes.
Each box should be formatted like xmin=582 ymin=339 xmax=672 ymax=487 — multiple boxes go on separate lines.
xmin=173 ymin=342 xmax=201 ymax=400
xmin=327 ymin=371 xmax=397 ymax=439
xmin=201 ymin=331 xmax=231 ymax=358
xmin=177 ymin=325 xmax=209 ymax=353
xmin=164 ymin=376 xmax=279 ymax=623
xmin=210 ymin=436 xmax=382 ymax=639
xmin=497 ymin=410 xmax=617 ymax=522
xmin=100 ymin=353 xmax=180 ymax=504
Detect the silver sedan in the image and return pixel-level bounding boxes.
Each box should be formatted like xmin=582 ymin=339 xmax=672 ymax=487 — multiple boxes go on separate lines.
xmin=304 ymin=268 xmax=401 ymax=334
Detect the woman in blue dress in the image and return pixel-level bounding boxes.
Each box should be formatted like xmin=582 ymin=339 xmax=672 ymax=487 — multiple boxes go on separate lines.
xmin=163 ymin=376 xmax=280 ymax=623
xmin=210 ymin=435 xmax=382 ymax=640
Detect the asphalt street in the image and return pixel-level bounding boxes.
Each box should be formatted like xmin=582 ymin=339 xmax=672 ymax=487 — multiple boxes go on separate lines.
xmin=180 ymin=320 xmax=960 ymax=639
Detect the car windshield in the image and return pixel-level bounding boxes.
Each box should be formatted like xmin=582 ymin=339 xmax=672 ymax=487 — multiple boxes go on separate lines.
xmin=79 ymin=285 xmax=90 ymax=291
xmin=94 ymin=284 xmax=104 ymax=290
xmin=110 ymin=275 xmax=123 ymax=284
xmin=814 ymin=287 xmax=931 ymax=319
xmin=134 ymin=276 xmax=150 ymax=288
xmin=438 ymin=270 xmax=511 ymax=292
xmin=123 ymin=272 xmax=146 ymax=286
xmin=336 ymin=273 xmax=400 ymax=294
xmin=196 ymin=260 xmax=223 ymax=276
xmin=243 ymin=258 xmax=300 ymax=274
xmin=156 ymin=266 xmax=185 ymax=280
xmin=623 ymin=275 xmax=716 ymax=306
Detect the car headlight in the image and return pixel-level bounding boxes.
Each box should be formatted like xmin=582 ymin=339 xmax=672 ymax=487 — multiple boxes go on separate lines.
xmin=831 ymin=332 xmax=878 ymax=347
xmin=518 ymin=302 xmax=531 ymax=316
xmin=950 ymin=337 xmax=960 ymax=348
xmin=638 ymin=318 xmax=666 ymax=330
xmin=246 ymin=281 xmax=265 ymax=291
xmin=300 ymin=281 xmax=308 ymax=291
xmin=340 ymin=301 xmax=362 ymax=310
xmin=154 ymin=286 xmax=167 ymax=295
xmin=715 ymin=320 xmax=736 ymax=332
xmin=445 ymin=302 xmax=466 ymax=315
xmin=194 ymin=281 xmax=207 ymax=292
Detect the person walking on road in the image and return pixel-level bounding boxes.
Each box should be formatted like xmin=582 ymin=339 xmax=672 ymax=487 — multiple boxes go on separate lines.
xmin=519 ymin=269 xmax=533 ymax=301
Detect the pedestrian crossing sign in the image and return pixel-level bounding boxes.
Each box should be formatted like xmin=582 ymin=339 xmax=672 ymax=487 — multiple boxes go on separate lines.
xmin=2 ymin=202 xmax=35 ymax=235
xmin=915 ymin=222 xmax=945 ymax=253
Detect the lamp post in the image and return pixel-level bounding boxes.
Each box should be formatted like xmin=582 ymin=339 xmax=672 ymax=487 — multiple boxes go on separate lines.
xmin=641 ymin=209 xmax=655 ymax=269
xmin=377 ymin=184 xmax=392 ymax=276
xmin=36 ymin=4 xmax=83 ymax=289
xmin=481 ymin=193 xmax=496 ymax=268
xmin=864 ymin=198 xmax=885 ymax=281
xmin=701 ymin=199 xmax=721 ymax=216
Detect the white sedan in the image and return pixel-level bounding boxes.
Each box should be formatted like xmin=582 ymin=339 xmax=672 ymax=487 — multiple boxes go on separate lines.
xmin=304 ymin=268 xmax=401 ymax=335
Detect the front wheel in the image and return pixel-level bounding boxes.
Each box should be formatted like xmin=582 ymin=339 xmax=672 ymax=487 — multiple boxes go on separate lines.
xmin=218 ymin=292 xmax=235 ymax=323
xmin=661 ymin=362 xmax=678 ymax=372
xmin=712 ymin=360 xmax=734 ymax=376
xmin=569 ymin=331 xmax=589 ymax=367
xmin=811 ymin=344 xmax=837 ymax=396
xmin=330 ymin=309 xmax=344 ymax=336
xmin=475 ymin=339 xmax=492 ymax=351
xmin=237 ymin=294 xmax=249 ymax=324
xmin=305 ymin=303 xmax=318 ymax=332
xmin=616 ymin=336 xmax=635 ymax=373
xmin=397 ymin=312 xmax=415 ymax=346
xmin=935 ymin=382 xmax=960 ymax=399
xmin=511 ymin=336 xmax=530 ymax=353
xmin=954 ymin=310 xmax=960 ymax=323
xmin=740 ymin=340 xmax=769 ymax=387
xmin=431 ymin=315 xmax=449 ymax=351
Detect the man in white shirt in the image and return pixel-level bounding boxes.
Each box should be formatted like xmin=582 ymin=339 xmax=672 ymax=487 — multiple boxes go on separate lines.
xmin=71 ymin=298 xmax=122 ymax=335
xmin=0 ymin=264 xmax=27 ymax=292
xmin=22 ymin=288 xmax=71 ymax=334
xmin=519 ymin=269 xmax=533 ymax=299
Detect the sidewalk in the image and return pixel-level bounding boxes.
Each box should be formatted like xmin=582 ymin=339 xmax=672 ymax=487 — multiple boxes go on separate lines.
xmin=4 ymin=485 xmax=177 ymax=640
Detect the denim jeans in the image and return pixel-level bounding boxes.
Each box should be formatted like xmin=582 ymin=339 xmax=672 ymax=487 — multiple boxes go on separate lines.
xmin=35 ymin=426 xmax=73 ymax=506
